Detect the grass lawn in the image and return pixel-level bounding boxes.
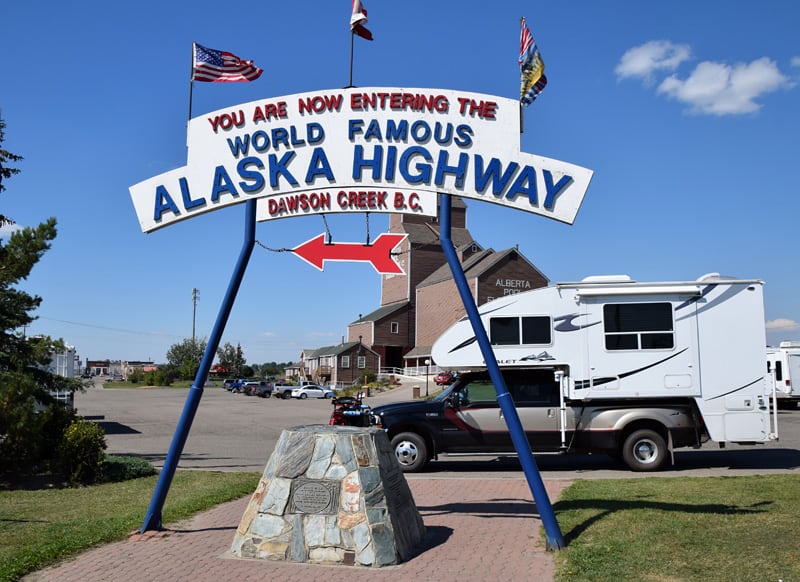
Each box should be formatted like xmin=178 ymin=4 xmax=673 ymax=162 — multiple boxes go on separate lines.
xmin=3 ymin=472 xmax=798 ymax=581
xmin=0 ymin=471 xmax=259 ymax=581
xmin=553 ymin=474 xmax=800 ymax=581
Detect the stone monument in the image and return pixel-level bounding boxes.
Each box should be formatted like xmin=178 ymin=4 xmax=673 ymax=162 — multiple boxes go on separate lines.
xmin=231 ymin=425 xmax=426 ymax=567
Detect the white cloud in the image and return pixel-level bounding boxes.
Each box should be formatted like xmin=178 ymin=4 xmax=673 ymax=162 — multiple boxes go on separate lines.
xmin=615 ymin=40 xmax=691 ymax=83
xmin=617 ymin=40 xmax=793 ymax=116
xmin=658 ymin=57 xmax=791 ymax=115
xmin=766 ymin=318 xmax=800 ymax=331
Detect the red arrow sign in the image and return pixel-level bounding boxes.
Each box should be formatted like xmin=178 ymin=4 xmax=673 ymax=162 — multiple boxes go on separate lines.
xmin=292 ymin=233 xmax=407 ymax=274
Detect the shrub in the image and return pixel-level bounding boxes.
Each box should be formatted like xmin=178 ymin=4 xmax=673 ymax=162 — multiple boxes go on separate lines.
xmin=127 ymin=368 xmax=145 ymax=384
xmin=100 ymin=455 xmax=156 ymax=483
xmin=58 ymin=419 xmax=107 ymax=486
xmin=144 ymin=368 xmax=174 ymax=386
xmin=0 ymin=373 xmax=76 ymax=475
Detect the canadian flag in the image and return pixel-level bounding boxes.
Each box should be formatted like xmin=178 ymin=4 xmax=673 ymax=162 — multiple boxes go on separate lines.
xmin=350 ymin=0 xmax=373 ymax=40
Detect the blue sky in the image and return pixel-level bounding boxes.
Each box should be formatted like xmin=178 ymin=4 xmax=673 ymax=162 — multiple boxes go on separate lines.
xmin=2 ymin=1 xmax=799 ymax=366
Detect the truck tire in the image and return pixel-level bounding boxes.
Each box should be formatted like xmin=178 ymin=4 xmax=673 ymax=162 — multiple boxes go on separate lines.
xmin=391 ymin=432 xmax=428 ymax=473
xmin=621 ymin=429 xmax=667 ymax=471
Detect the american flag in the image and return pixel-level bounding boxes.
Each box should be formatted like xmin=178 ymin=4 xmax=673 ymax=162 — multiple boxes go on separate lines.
xmin=350 ymin=0 xmax=373 ymax=41
xmin=519 ymin=17 xmax=547 ymax=105
xmin=192 ymin=43 xmax=263 ymax=83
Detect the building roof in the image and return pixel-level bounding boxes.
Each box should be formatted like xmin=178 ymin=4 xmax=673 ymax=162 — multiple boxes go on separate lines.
xmin=403 ymin=345 xmax=432 ymax=359
xmin=417 ymin=247 xmax=549 ymax=289
xmin=402 ymin=222 xmax=474 ymax=247
xmin=417 ymin=248 xmax=495 ymax=288
xmin=350 ymin=301 xmax=409 ymax=325
xmin=303 ymin=341 xmax=379 ymax=359
xmin=456 ymin=240 xmax=484 ymax=254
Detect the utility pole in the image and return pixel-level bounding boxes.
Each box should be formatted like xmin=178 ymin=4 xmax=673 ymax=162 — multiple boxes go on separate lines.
xmin=192 ymin=288 xmax=199 ymax=342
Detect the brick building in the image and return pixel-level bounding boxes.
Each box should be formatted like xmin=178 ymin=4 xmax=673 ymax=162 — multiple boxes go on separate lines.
xmin=347 ymin=197 xmax=548 ymax=370
xmin=295 ymin=341 xmax=381 ymax=387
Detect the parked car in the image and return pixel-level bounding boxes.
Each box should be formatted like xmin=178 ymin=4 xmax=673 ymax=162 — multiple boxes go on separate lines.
xmin=222 ymin=378 xmax=236 ymax=390
xmin=229 ymin=379 xmax=245 ymax=393
xmin=290 ymin=384 xmax=334 ymax=399
xmin=243 ymin=380 xmax=273 ymax=398
xmin=434 ymin=371 xmax=455 ymax=386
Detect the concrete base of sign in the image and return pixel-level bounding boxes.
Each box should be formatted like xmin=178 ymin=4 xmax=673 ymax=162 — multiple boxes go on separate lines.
xmin=230 ymin=425 xmax=425 ymax=567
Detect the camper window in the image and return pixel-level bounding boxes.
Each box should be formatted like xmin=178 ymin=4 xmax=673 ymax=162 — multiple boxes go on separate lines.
xmin=603 ymin=302 xmax=674 ymax=351
xmin=490 ymin=316 xmax=551 ymax=346
xmin=774 ymin=361 xmax=783 ymax=381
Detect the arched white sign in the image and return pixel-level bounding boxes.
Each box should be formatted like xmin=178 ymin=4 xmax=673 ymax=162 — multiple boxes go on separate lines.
xmin=129 ymin=87 xmax=593 ymax=233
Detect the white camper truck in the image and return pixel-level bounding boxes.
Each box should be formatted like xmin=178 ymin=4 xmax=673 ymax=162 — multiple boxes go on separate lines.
xmin=767 ymin=341 xmax=800 ymax=408
xmin=397 ymin=273 xmax=778 ymax=472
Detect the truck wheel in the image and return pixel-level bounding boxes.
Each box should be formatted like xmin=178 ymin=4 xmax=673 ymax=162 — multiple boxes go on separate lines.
xmin=391 ymin=432 xmax=427 ymax=472
xmin=622 ymin=429 xmax=667 ymax=471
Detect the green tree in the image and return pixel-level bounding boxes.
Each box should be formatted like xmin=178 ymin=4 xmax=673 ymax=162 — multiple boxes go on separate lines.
xmin=217 ymin=341 xmax=246 ymax=377
xmin=258 ymin=361 xmax=291 ymax=378
xmin=165 ymin=337 xmax=207 ymax=380
xmin=0 ymin=116 xmax=22 ymax=228
xmin=0 ymin=116 xmax=80 ymax=474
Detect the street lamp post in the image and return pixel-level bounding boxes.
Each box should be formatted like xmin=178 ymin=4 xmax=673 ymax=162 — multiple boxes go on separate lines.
xmin=191 ymin=288 xmax=199 ymax=342
xmin=425 ymin=359 xmax=430 ymax=397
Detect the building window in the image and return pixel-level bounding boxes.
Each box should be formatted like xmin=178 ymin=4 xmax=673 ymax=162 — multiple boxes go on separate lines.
xmin=490 ymin=316 xmax=552 ymax=345
xmin=341 ymin=356 xmax=350 ymax=368
xmin=357 ymin=356 xmax=366 ymax=369
xmin=603 ymin=302 xmax=674 ymax=350
xmin=390 ymin=321 xmax=399 ymax=334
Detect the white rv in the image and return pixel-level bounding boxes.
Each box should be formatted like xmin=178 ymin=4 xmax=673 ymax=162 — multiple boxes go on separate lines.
xmin=767 ymin=341 xmax=800 ymax=408
xmin=419 ymin=273 xmax=778 ymax=470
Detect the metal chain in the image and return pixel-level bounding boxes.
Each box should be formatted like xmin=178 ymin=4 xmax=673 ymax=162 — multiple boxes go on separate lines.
xmin=322 ymin=214 xmax=333 ymax=243
xmin=255 ymin=240 xmax=292 ymax=253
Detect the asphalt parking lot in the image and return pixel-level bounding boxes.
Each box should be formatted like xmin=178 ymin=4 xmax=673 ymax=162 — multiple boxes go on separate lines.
xmin=76 ymin=381 xmax=800 ymax=479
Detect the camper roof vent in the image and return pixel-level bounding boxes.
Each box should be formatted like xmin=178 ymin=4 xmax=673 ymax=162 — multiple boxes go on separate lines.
xmin=696 ymin=272 xmax=728 ymax=282
xmin=580 ymin=275 xmax=633 ymax=283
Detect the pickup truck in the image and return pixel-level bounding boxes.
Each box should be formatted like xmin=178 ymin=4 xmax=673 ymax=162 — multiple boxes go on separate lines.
xmin=370 ymin=368 xmax=703 ymax=473
xmin=275 ymin=380 xmax=314 ymax=399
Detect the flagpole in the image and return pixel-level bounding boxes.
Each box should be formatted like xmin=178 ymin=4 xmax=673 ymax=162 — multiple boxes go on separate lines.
xmin=519 ymin=17 xmax=524 ymax=135
xmin=188 ymin=42 xmax=195 ymax=153
xmin=347 ymin=31 xmax=355 ymax=88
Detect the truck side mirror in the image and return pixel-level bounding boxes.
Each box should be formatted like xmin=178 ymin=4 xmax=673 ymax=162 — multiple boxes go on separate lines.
xmin=446 ymin=392 xmax=461 ymax=409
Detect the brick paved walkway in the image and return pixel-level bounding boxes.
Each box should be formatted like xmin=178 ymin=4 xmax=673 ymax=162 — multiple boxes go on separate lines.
xmin=24 ymin=478 xmax=569 ymax=582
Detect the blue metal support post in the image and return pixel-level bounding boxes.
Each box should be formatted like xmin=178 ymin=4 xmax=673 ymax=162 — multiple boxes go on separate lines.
xmin=438 ymin=194 xmax=565 ymax=550
xmin=140 ymin=199 xmax=258 ymax=532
